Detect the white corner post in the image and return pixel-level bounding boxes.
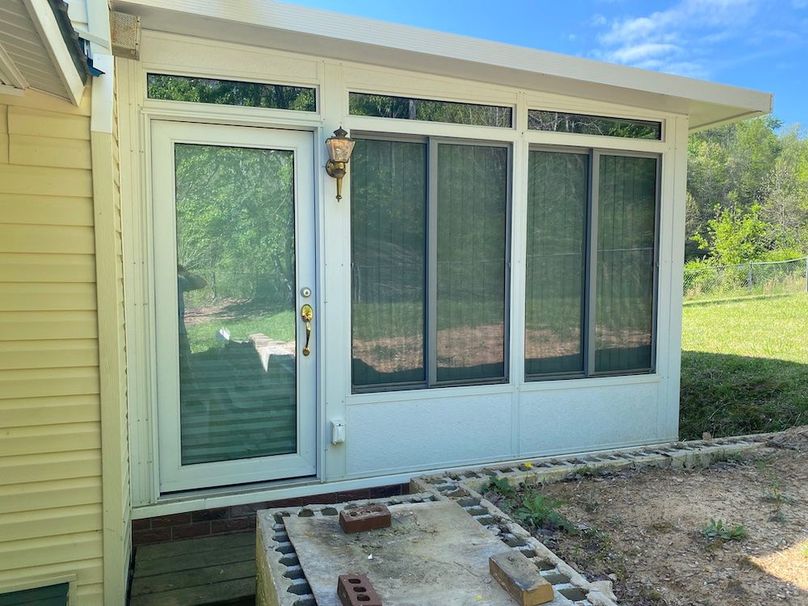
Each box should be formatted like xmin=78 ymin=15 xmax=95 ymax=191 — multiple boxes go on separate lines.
xmin=87 ymin=2 xmax=131 ymax=604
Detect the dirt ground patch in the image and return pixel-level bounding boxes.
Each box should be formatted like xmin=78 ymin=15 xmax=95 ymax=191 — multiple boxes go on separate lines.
xmin=489 ymin=428 xmax=808 ymax=605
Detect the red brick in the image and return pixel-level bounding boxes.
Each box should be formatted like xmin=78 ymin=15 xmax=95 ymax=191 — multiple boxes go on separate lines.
xmin=150 ymin=513 xmax=192 ymax=528
xmin=369 ymin=484 xmax=408 ymax=499
xmin=339 ymin=505 xmax=392 ymax=534
xmin=335 ymin=489 xmax=372 ymax=504
xmin=171 ymin=521 xmax=211 ymax=540
xmin=230 ymin=503 xmax=267 ymax=518
xmin=133 ymin=527 xmax=171 ymax=545
xmin=211 ymin=517 xmax=255 ymax=534
xmin=132 ymin=518 xmax=151 ymax=531
xmin=192 ymin=507 xmax=229 ymax=522
xmin=337 ymin=574 xmax=382 ymax=606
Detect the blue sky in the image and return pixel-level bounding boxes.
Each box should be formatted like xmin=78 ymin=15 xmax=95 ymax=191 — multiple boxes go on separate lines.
xmin=287 ymin=0 xmax=808 ymax=129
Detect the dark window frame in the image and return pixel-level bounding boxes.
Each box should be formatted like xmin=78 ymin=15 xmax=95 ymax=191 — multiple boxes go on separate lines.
xmin=524 ymin=145 xmax=661 ymax=382
xmin=350 ymin=133 xmax=513 ymax=394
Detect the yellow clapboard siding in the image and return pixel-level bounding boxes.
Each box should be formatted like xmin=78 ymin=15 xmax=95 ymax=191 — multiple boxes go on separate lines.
xmin=0 ymin=532 xmax=101 ymax=571
xmin=0 ymin=194 xmax=94 ymax=226
xmin=9 ymin=134 xmax=92 ymax=169
xmin=0 ymin=164 xmax=92 ymax=197
xmin=0 ymin=89 xmax=91 ymax=116
xmin=0 ymin=450 xmax=100 ymax=486
xmin=0 ymin=283 xmax=97 ymax=312
xmin=0 ymin=340 xmax=98 ymax=370
xmin=0 ymin=224 xmax=94 ymax=254
xmin=0 ymin=311 xmax=98 ymax=340
xmin=7 ymin=106 xmax=91 ymax=141
xmin=0 ymin=134 xmax=8 ymax=164
xmin=0 ymin=422 xmax=101 ymax=457
xmin=0 ymin=105 xmax=7 ymax=133
xmin=0 ymin=395 xmax=100 ymax=428
xmin=76 ymin=582 xmax=104 ymax=606
xmin=0 ymin=283 xmax=97 ymax=311
xmin=0 ymin=253 xmax=95 ymax=283
xmin=0 ymin=505 xmax=102 ymax=542
xmin=0 ymin=557 xmax=103 ymax=586
xmin=0 ymin=367 xmax=99 ymax=400
xmin=0 ymin=477 xmax=101 ymax=514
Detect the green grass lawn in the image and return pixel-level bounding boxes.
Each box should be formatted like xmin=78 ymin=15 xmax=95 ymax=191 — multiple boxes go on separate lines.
xmin=680 ymin=293 xmax=808 ymax=440
xmin=185 ymin=310 xmax=295 ymax=353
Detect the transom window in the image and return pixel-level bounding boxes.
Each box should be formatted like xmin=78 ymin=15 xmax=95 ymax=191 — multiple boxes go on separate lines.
xmin=350 ymin=137 xmax=510 ymax=391
xmin=147 ymin=73 xmax=316 ymax=112
xmin=528 ymin=110 xmax=662 ymax=140
xmin=349 ymin=92 xmax=513 ymax=128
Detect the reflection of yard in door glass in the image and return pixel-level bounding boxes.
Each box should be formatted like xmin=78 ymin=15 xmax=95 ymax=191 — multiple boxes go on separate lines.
xmin=174 ymin=143 xmax=297 ymax=466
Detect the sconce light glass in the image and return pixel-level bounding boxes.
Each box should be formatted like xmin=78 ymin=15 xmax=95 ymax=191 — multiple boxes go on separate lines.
xmin=325 ymin=126 xmax=356 ymax=201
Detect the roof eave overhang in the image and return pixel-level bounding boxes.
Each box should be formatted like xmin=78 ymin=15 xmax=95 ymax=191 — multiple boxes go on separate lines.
xmin=22 ymin=0 xmax=88 ymax=104
xmin=113 ymin=0 xmax=773 ymax=130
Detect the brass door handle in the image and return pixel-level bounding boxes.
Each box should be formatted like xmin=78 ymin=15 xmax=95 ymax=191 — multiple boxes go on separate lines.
xmin=300 ymin=304 xmax=313 ymax=356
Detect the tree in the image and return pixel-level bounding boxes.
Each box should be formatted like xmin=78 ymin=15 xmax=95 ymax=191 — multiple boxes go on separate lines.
xmin=687 ymin=116 xmax=808 ymax=263
xmin=692 ymin=204 xmax=770 ymax=266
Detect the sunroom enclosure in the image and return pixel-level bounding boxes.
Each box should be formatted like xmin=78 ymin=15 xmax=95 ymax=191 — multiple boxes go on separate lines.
xmin=120 ymin=30 xmax=686 ymax=516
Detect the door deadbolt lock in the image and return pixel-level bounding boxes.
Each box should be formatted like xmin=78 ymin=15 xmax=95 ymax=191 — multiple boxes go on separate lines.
xmin=300 ymin=287 xmax=312 ymax=298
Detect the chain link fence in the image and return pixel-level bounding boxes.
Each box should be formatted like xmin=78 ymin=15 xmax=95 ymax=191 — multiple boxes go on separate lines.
xmin=683 ymin=257 xmax=808 ymax=302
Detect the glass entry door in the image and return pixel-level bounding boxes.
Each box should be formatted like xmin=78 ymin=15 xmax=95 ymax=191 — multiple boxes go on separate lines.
xmin=151 ymin=122 xmax=316 ymax=492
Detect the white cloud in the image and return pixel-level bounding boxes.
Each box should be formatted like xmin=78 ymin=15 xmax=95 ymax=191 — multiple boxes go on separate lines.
xmin=590 ymin=0 xmax=763 ymax=78
xmin=606 ymin=42 xmax=680 ymax=64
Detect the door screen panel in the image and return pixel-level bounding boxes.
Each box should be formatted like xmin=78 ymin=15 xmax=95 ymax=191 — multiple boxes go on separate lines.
xmin=174 ymin=143 xmax=297 ymax=465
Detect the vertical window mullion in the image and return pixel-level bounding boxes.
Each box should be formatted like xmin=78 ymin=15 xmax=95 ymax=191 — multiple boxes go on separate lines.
xmin=586 ymin=150 xmax=600 ymax=376
xmin=504 ymin=145 xmax=513 ymax=384
xmin=427 ymin=137 xmax=439 ymax=387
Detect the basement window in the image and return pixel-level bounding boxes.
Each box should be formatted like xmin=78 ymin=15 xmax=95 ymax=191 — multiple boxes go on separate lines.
xmin=528 ymin=110 xmax=662 ymax=140
xmin=349 ymin=92 xmax=513 ymax=128
xmin=0 ymin=583 xmax=69 ymax=606
xmin=147 ymin=73 xmax=316 ymax=112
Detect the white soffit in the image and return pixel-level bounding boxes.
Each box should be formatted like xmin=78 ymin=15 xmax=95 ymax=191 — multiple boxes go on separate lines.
xmin=0 ymin=0 xmax=85 ymax=103
xmin=113 ymin=0 xmax=772 ymax=130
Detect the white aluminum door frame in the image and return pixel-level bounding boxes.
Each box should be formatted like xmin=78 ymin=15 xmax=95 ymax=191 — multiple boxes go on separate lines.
xmin=151 ymin=121 xmax=317 ymax=492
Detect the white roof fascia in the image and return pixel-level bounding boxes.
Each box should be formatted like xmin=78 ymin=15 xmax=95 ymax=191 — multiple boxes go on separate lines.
xmin=23 ymin=0 xmax=86 ymax=105
xmin=113 ymin=0 xmax=773 ymax=129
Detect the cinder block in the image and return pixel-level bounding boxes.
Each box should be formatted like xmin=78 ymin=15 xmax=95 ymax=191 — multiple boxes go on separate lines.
xmin=490 ymin=551 xmax=554 ymax=606
xmin=338 ymin=504 xmax=391 ymax=534
xmin=337 ymin=573 xmax=382 ymax=606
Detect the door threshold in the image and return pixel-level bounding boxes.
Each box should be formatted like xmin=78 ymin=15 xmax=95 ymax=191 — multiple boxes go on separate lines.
xmin=132 ymin=471 xmax=421 ymax=519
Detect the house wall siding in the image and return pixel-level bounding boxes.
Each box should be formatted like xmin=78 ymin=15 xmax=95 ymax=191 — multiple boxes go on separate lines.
xmin=0 ymin=90 xmax=105 ymax=605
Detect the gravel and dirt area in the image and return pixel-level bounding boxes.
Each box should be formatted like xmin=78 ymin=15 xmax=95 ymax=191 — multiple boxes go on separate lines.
xmin=486 ymin=427 xmax=808 ymax=605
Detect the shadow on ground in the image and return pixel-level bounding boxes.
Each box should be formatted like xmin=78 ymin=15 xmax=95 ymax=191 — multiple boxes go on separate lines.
xmin=680 ymin=351 xmax=808 ymax=440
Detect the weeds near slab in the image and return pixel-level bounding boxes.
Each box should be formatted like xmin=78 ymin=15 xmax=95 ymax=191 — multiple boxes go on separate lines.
xmin=484 ymin=476 xmax=515 ymax=499
xmin=700 ymin=519 xmax=748 ymax=543
xmin=515 ymin=492 xmax=576 ymax=533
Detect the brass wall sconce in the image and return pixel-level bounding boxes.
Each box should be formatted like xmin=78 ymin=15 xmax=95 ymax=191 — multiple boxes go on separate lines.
xmin=325 ymin=126 xmax=356 ymax=201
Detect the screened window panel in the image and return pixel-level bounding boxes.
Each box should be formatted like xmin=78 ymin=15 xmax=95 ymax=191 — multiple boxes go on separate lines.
xmin=525 ymin=151 xmax=588 ymax=376
xmin=595 ymin=155 xmax=657 ymax=373
xmin=351 ymin=139 xmax=428 ymax=388
xmin=436 ymin=144 xmax=508 ymax=383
